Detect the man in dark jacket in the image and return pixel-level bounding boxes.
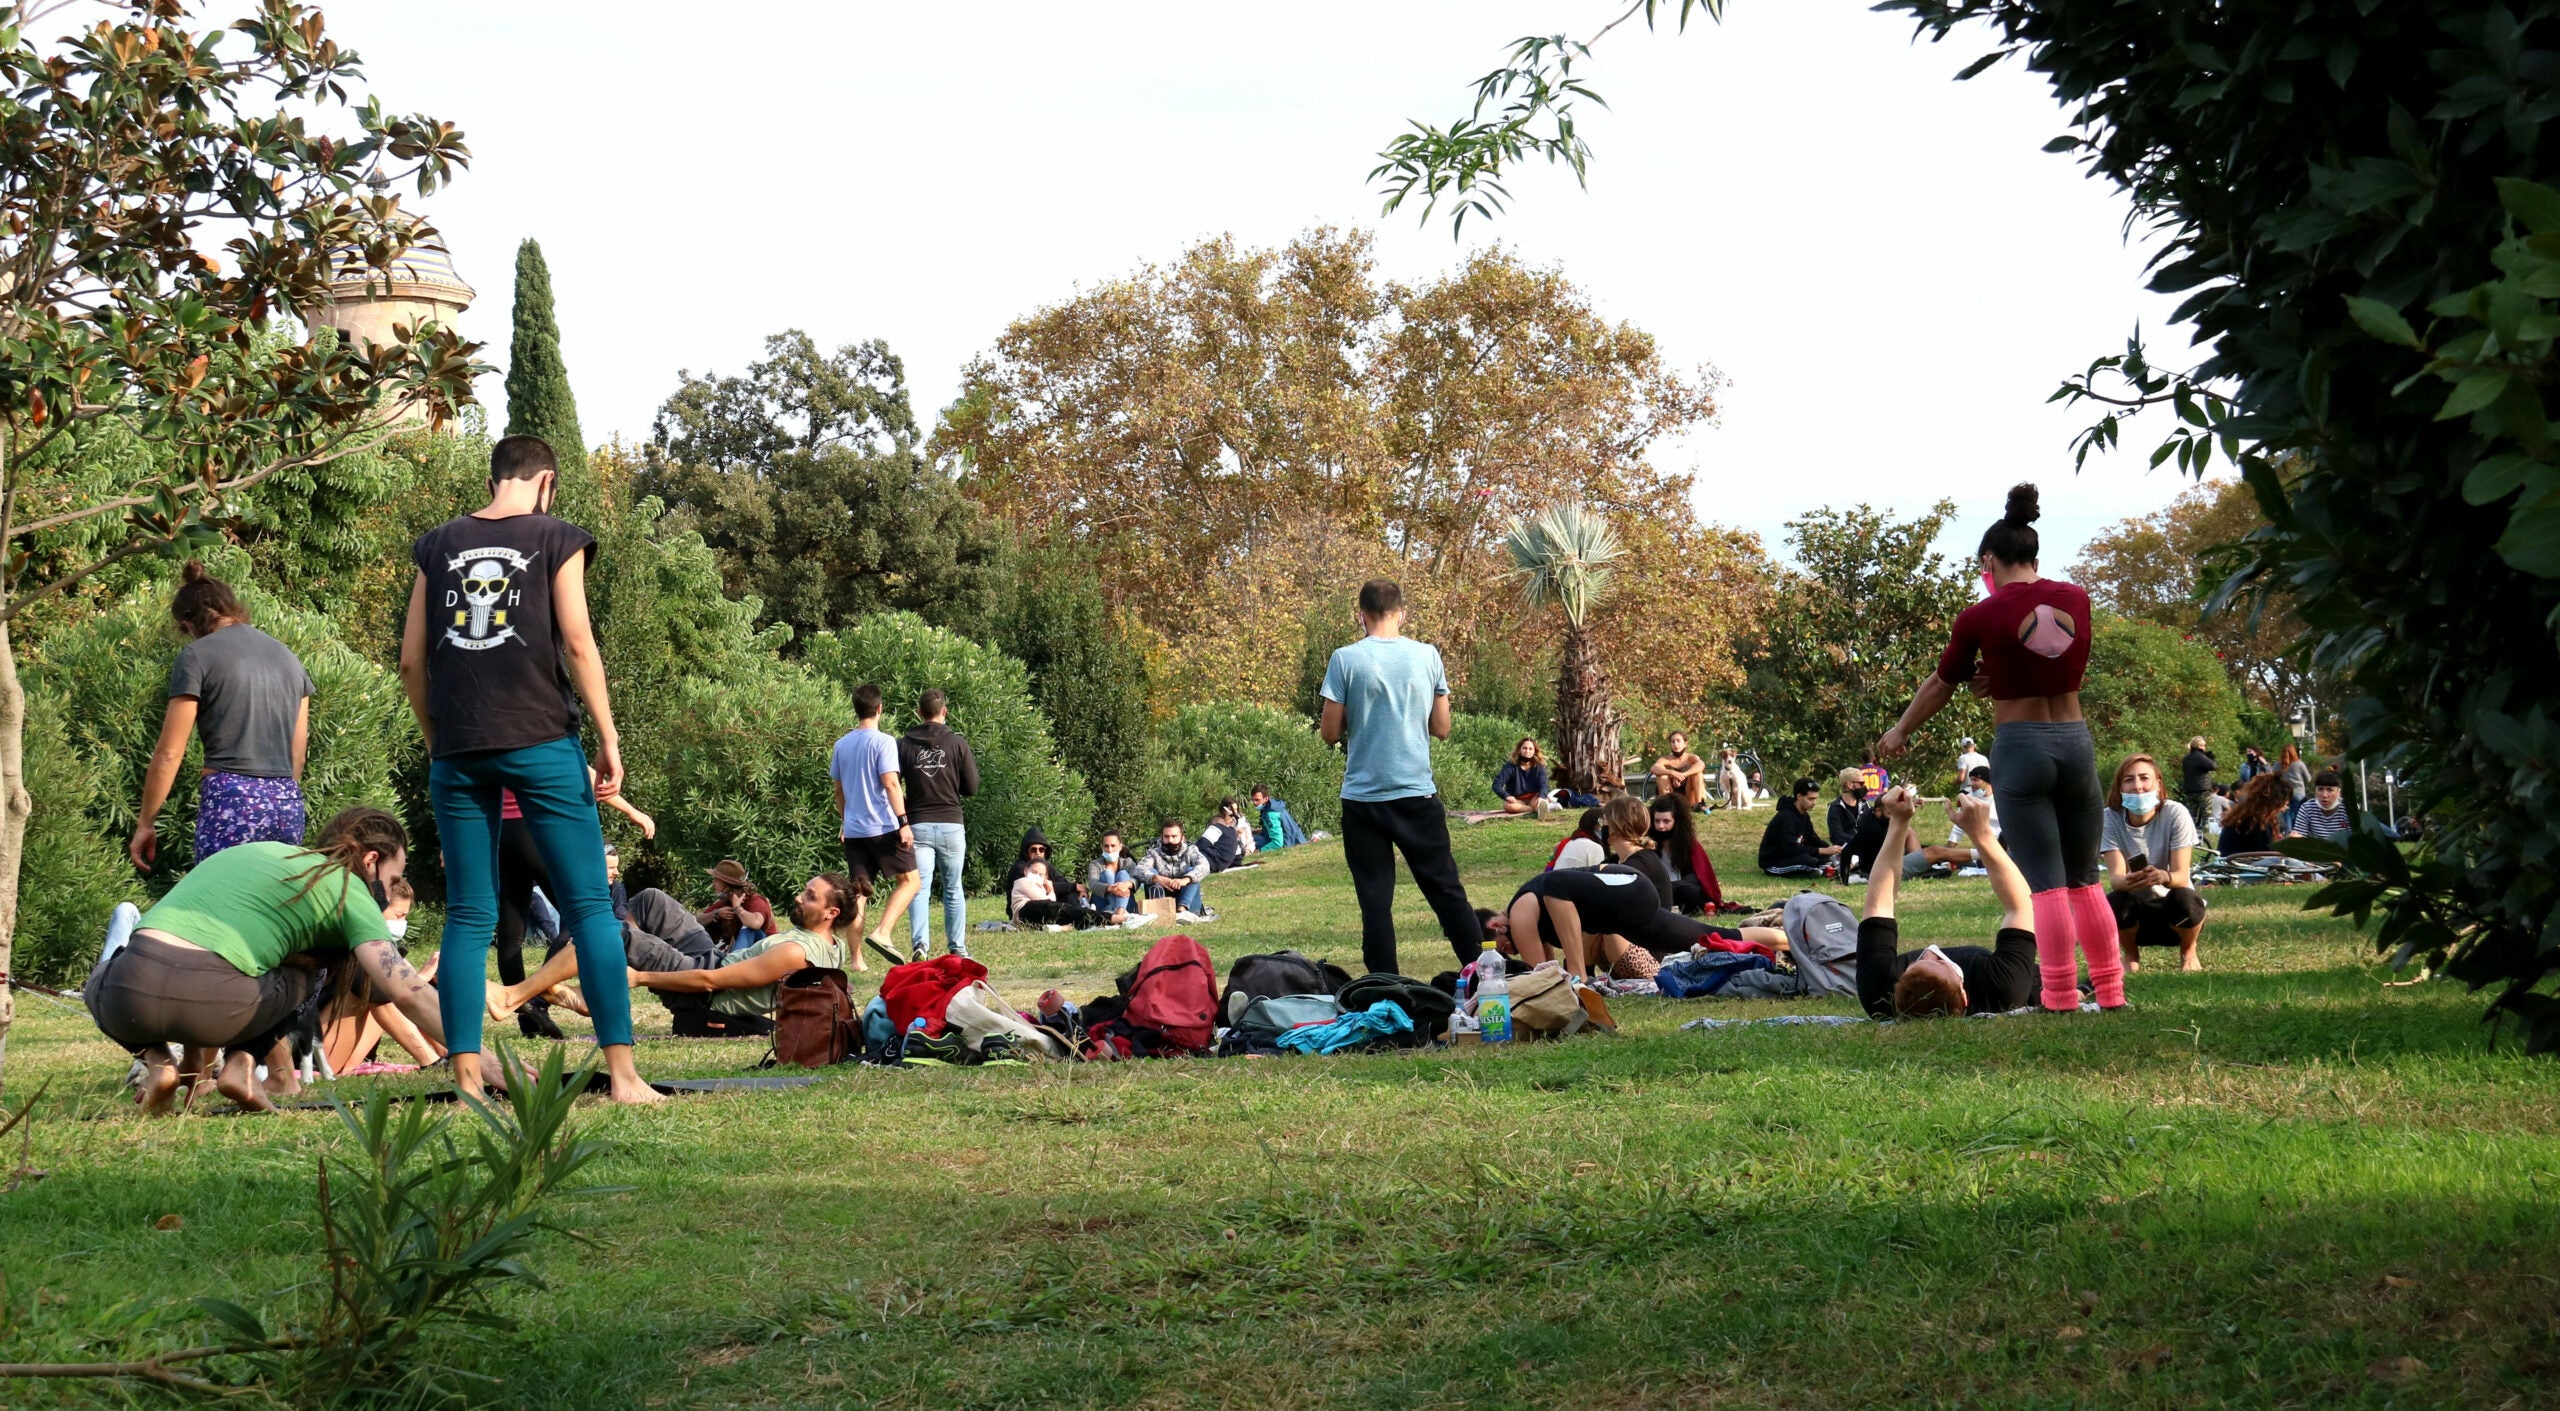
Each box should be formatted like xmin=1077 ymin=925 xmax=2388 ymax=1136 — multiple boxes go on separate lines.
xmin=898 ymin=688 xmax=982 ymax=961
xmin=1760 ymin=779 xmax=1840 ymax=877
xmin=2179 ymin=737 xmax=2217 ymax=822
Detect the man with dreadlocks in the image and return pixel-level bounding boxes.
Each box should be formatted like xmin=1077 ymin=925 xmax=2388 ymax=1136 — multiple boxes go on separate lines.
xmin=84 ymin=807 xmax=445 ymax=1114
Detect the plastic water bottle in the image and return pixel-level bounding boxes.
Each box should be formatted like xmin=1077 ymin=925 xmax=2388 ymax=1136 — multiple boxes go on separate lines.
xmin=1474 ymin=943 xmax=1511 ymax=1044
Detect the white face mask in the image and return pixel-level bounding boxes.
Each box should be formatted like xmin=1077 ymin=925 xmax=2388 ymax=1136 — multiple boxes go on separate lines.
xmin=384 ymin=916 xmax=410 ymax=941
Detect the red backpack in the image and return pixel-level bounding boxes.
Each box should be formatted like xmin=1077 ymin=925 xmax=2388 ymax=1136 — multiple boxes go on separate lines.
xmin=1121 ymin=934 xmax=1218 ymax=1052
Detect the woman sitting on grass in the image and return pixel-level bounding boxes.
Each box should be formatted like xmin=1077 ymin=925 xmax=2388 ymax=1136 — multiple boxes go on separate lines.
xmin=85 ymin=807 xmax=444 ymax=1114
xmin=1485 ymin=798 xmax=1786 ymax=979
xmin=1854 ymin=787 xmax=2040 ymax=1019
xmin=1647 ymin=795 xmax=1723 ymax=912
xmin=2217 ymin=773 xmax=2287 ymax=855
xmin=1495 ymin=738 xmax=1552 ymax=816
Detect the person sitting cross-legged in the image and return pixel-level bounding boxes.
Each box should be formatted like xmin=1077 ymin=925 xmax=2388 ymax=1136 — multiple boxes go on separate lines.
xmin=1084 ymin=830 xmax=1146 ymax=925
xmin=497 ymin=873 xmax=859 ymax=1037
xmin=1134 ymin=817 xmax=1213 ymax=923
xmin=1855 ymin=786 xmax=2042 ymax=1018
xmin=1495 ymin=738 xmax=1552 ymax=816
xmin=1759 ymin=778 xmax=1841 ymax=877
xmin=2103 ymin=753 xmax=2209 ymax=973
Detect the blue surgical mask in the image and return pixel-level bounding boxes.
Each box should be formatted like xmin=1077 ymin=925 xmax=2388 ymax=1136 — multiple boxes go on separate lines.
xmin=2121 ymin=790 xmax=2158 ymax=813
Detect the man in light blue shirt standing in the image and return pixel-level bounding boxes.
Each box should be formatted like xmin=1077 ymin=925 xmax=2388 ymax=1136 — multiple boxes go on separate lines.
xmin=1319 ymin=578 xmax=1482 ymax=976
xmin=829 ymin=682 xmax=915 ymax=965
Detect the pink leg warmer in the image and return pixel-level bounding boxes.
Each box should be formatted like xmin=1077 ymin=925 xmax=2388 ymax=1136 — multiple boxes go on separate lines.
xmin=2031 ymin=889 xmax=2080 ymax=1011
xmin=2070 ymin=884 xmax=2126 ymax=1009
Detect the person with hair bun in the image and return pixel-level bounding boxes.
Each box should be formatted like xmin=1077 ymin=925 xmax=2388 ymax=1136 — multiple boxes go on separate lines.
xmin=1875 ymin=483 xmax=2123 ymax=1012
xmin=130 ymin=561 xmax=314 ymax=870
xmin=85 ymin=806 xmax=443 ymax=1114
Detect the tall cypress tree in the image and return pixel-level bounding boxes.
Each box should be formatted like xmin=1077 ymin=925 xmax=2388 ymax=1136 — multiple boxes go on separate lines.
xmin=503 ymin=237 xmax=595 ymax=521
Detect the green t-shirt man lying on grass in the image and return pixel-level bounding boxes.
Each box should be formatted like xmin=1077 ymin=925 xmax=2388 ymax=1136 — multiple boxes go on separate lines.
xmin=492 ymin=873 xmax=857 ymax=1036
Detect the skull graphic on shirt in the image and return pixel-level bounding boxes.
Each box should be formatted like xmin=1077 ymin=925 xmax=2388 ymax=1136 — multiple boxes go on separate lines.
xmin=441 ymin=546 xmax=538 ymax=651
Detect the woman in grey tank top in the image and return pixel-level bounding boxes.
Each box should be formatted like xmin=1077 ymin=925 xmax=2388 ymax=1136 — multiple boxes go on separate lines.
xmin=129 ymin=562 xmax=313 ymax=868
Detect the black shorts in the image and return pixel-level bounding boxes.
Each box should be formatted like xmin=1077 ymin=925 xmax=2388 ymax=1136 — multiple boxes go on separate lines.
xmin=2107 ymin=885 xmax=2208 ymax=946
xmin=841 ymin=831 xmax=917 ymax=890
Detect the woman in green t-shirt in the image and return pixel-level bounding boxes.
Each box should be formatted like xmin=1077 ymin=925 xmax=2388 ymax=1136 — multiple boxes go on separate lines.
xmin=86 ymin=807 xmax=445 ymax=1114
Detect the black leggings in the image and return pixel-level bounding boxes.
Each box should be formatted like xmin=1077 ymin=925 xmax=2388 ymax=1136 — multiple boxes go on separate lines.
xmin=495 ymin=817 xmax=548 ymax=990
xmin=1990 ymin=721 xmax=2103 ymax=892
xmin=85 ymin=933 xmax=318 ymax=1055
xmin=1019 ymin=899 xmax=1104 ymax=928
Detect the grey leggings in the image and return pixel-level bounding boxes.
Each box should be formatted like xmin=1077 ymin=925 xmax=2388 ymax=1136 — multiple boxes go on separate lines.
xmin=1990 ymin=720 xmax=2103 ymax=892
xmin=85 ymin=932 xmax=317 ymax=1055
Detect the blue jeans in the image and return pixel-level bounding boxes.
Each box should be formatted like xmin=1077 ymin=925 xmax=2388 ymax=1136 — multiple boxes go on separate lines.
xmin=1148 ymin=878 xmax=1204 ymax=912
xmin=1091 ymin=865 xmax=1135 ymax=916
xmin=907 ymin=821 xmax=969 ymax=956
xmin=430 ymin=735 xmax=634 ymax=1052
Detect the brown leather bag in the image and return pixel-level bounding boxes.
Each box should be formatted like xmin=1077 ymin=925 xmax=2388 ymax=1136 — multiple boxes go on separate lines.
xmin=769 ymin=967 xmax=857 ymax=1068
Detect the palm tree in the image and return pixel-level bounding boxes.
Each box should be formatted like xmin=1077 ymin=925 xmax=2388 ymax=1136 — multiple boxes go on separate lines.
xmin=1506 ymin=504 xmax=1626 ymax=797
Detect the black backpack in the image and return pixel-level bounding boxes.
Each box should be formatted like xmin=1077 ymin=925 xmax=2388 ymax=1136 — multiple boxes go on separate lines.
xmin=1220 ymin=950 xmax=1353 ymax=1026
xmin=1336 ymin=973 xmax=1456 ymax=1047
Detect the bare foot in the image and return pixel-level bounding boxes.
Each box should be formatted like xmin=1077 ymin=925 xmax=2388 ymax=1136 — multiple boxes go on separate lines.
xmin=2180 ymin=954 xmax=2204 ymax=973
xmin=543 ymin=985 xmax=589 ymax=1017
xmin=607 ymin=1076 xmax=668 ymax=1106
xmin=214 ymin=1055 xmax=276 ymax=1113
xmin=485 ymin=986 xmax=520 ymax=1023
xmin=136 ymin=1059 xmax=182 ymax=1116
xmin=2127 ymin=958 xmax=2142 ymax=973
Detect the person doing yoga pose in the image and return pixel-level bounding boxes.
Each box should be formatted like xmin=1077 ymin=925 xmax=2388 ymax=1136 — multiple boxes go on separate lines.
xmin=1854 ymin=787 xmax=2040 ymax=1018
xmin=85 ymin=807 xmax=444 ymax=1114
xmin=1874 ymin=483 xmax=2123 ymax=1011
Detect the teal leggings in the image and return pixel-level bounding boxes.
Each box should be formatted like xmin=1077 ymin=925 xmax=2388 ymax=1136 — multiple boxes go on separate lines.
xmin=430 ymin=735 xmax=633 ymax=1051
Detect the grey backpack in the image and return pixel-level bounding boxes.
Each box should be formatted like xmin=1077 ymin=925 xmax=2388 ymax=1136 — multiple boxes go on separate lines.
xmin=1781 ymin=891 xmax=1861 ymax=998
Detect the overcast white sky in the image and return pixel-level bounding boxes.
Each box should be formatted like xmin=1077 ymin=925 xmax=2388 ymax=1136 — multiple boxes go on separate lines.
xmin=325 ymin=0 xmax=2221 ymax=567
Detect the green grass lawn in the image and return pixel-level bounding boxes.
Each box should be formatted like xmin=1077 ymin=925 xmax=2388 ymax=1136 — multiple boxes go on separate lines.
xmin=3 ymin=807 xmax=2554 ymax=1409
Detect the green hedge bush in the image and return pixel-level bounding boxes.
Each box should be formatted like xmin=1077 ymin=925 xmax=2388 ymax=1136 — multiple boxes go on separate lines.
xmin=1434 ymin=712 xmax=1533 ymax=811
xmin=1141 ymin=703 xmax=1345 ymax=834
xmin=801 ymin=612 xmax=1092 ymax=892
xmin=15 ymin=692 xmax=134 ymax=981
xmin=2079 ymin=612 xmax=2247 ymax=786
xmin=643 ymin=660 xmax=849 ymax=911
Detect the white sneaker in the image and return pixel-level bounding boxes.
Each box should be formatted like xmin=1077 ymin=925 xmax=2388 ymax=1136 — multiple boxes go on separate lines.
xmin=1174 ymin=908 xmax=1205 ymax=924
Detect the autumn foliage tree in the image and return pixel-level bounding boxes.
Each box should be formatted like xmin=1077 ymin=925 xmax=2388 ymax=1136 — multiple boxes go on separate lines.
xmin=2072 ymin=476 xmax=2320 ymax=725
xmin=933 ymin=228 xmax=1739 ymax=706
xmin=0 ymin=0 xmax=478 ymax=1081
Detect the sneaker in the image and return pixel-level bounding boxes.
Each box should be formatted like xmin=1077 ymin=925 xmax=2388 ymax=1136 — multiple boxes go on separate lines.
xmin=900 ymin=1027 xmax=975 ymax=1067
xmin=909 ymin=947 xmax=928 ymax=964
xmin=1174 ymin=908 xmax=1204 ymax=924
xmin=976 ymin=1034 xmax=1029 ymax=1067
xmin=518 ymin=1007 xmax=566 ymax=1042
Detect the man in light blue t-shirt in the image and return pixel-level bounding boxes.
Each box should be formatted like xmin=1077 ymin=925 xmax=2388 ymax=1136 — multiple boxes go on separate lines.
xmin=1319 ymin=578 xmax=1482 ymax=976
xmin=828 ymin=682 xmax=916 ymax=962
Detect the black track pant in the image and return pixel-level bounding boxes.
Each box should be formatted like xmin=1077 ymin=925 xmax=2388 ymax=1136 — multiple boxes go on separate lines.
xmin=1341 ymin=795 xmax=1482 ymax=976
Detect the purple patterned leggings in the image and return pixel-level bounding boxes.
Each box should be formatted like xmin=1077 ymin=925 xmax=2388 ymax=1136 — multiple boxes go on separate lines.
xmin=194 ymin=772 xmax=307 ymax=862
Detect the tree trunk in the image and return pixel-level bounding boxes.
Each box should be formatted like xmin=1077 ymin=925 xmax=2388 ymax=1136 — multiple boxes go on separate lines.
xmin=0 ymin=614 xmax=27 ymax=1088
xmin=1552 ymin=625 xmax=1623 ymax=798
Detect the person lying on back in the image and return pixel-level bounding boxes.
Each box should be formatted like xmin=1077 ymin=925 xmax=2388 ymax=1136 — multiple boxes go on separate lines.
xmin=1855 ymin=787 xmax=2039 ymax=1018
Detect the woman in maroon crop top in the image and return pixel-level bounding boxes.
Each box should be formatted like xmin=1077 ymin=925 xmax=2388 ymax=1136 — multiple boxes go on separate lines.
xmin=1874 ymin=483 xmax=2123 ymax=1011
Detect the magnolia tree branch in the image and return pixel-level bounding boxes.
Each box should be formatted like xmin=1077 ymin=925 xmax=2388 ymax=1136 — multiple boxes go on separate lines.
xmin=5 ymin=407 xmax=420 ymax=542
